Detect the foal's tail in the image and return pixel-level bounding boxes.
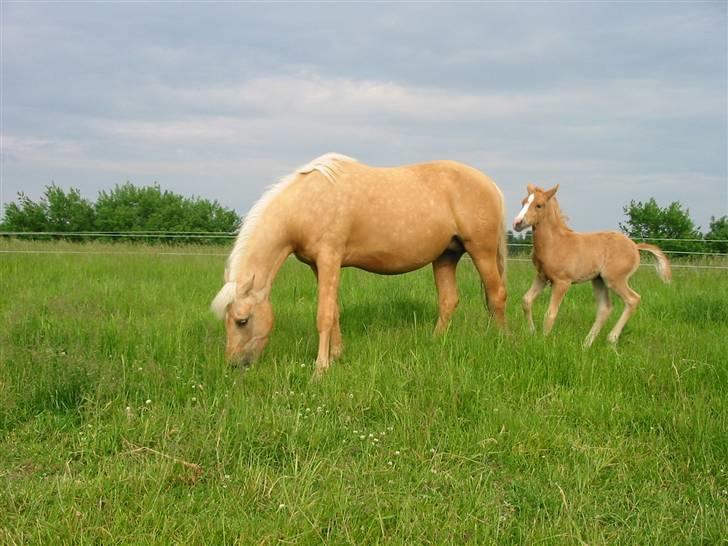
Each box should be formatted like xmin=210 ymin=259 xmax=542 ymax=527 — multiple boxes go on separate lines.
xmin=636 ymin=243 xmax=672 ymax=283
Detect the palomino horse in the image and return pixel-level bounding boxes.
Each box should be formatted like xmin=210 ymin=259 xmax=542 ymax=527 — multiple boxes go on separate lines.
xmin=212 ymin=153 xmax=508 ymax=376
xmin=513 ymin=184 xmax=671 ymax=346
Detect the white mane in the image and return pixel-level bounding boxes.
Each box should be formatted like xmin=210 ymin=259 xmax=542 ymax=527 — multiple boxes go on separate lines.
xmin=211 ymin=152 xmax=357 ymax=319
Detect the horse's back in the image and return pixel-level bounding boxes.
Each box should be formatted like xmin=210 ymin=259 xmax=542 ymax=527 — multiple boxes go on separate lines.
xmin=286 ymin=159 xmax=504 ymax=273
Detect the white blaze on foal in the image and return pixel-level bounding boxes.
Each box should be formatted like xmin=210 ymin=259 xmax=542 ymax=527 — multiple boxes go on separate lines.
xmin=513 ymin=193 xmax=534 ymax=229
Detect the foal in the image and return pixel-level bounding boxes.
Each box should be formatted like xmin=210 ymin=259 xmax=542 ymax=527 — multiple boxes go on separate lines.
xmin=513 ymin=184 xmax=671 ymax=346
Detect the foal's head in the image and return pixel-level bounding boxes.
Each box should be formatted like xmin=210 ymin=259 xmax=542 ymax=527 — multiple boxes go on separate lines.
xmin=211 ymin=275 xmax=274 ymax=366
xmin=513 ymin=184 xmax=559 ymax=232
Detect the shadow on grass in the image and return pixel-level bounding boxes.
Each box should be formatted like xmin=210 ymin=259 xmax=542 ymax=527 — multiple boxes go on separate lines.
xmin=340 ymin=297 xmax=435 ymax=333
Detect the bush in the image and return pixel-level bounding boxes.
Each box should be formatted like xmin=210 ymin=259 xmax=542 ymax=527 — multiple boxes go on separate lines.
xmin=1 ymin=183 xmax=241 ymax=244
xmin=619 ymin=198 xmax=702 ymax=253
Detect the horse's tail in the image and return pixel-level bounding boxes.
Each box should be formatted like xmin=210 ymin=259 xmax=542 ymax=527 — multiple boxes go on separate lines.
xmin=636 ymin=243 xmax=672 ymax=283
xmin=496 ymin=187 xmax=508 ymax=283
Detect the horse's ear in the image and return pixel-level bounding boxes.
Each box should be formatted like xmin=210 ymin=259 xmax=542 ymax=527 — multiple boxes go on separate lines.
xmin=526 ymin=183 xmax=536 ymax=194
xmin=236 ymin=275 xmax=255 ymax=298
xmin=545 ymin=184 xmax=559 ymax=200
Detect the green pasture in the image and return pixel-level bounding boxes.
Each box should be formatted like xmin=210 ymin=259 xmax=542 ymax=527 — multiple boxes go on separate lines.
xmin=1 ymin=239 xmax=726 ymax=544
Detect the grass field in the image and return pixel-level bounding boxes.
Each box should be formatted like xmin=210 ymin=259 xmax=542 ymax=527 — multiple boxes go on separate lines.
xmin=1 ymin=239 xmax=726 ymax=544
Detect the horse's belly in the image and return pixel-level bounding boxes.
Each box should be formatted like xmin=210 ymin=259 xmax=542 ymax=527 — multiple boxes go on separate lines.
xmin=342 ymin=233 xmax=451 ymax=274
xmin=342 ymin=251 xmax=434 ymax=274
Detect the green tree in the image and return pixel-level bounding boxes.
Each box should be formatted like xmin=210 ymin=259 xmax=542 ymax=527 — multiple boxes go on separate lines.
xmin=705 ymin=216 xmax=728 ymax=254
xmin=507 ymin=229 xmax=533 ymax=256
xmin=0 ymin=185 xmax=95 ymax=238
xmin=2 ymin=182 xmax=240 ymax=244
xmin=619 ymin=198 xmax=701 ymax=253
xmin=93 ymin=182 xmax=240 ymax=242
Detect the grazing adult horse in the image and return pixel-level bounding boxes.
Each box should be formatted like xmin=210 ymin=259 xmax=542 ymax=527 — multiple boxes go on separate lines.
xmin=513 ymin=184 xmax=671 ymax=346
xmin=212 ymin=153 xmax=508 ymax=376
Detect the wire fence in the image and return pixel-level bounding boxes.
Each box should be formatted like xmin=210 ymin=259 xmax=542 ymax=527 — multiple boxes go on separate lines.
xmin=2 ymin=231 xmax=727 ymax=243
xmin=1 ymin=231 xmax=727 ymax=270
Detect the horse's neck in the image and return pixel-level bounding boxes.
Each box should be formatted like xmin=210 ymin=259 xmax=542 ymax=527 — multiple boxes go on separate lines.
xmin=233 ymin=230 xmax=292 ymax=294
xmin=533 ymin=203 xmax=570 ymax=255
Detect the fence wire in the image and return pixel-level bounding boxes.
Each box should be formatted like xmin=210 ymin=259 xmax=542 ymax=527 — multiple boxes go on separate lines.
xmin=2 ymin=231 xmax=727 ymax=243
xmin=1 ymin=250 xmax=727 ymax=270
xmin=1 ymin=231 xmax=727 ymax=269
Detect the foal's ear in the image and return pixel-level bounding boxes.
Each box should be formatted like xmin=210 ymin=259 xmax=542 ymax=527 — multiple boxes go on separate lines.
xmin=526 ymin=183 xmax=536 ymax=194
xmin=236 ymin=275 xmax=255 ymax=298
xmin=545 ymin=184 xmax=559 ymax=200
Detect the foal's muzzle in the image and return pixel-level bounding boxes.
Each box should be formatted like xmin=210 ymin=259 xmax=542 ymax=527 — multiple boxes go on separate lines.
xmin=513 ymin=220 xmax=528 ymax=232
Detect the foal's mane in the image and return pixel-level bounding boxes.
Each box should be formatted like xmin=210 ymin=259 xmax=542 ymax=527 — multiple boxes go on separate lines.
xmin=548 ymin=197 xmax=572 ymax=231
xmin=225 ymin=152 xmax=357 ymax=283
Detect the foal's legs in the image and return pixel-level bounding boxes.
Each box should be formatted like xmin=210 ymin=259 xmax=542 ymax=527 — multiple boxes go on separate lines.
xmin=543 ymin=279 xmax=571 ymax=335
xmin=309 ymin=263 xmax=343 ymax=360
xmin=522 ymin=274 xmax=547 ymax=333
xmin=606 ymin=277 xmax=641 ymax=344
xmin=314 ymin=252 xmax=342 ymax=376
xmin=583 ymin=277 xmax=613 ymax=347
xmin=466 ymin=246 xmax=507 ymax=329
xmin=432 ymin=252 xmax=462 ymax=334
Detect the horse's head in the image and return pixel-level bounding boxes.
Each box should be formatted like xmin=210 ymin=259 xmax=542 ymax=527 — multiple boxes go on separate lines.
xmin=211 ymin=275 xmax=273 ymax=367
xmin=513 ymin=184 xmax=559 ymax=232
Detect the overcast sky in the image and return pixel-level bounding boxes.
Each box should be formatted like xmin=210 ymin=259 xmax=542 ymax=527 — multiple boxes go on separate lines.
xmin=2 ymin=1 xmax=726 ymax=232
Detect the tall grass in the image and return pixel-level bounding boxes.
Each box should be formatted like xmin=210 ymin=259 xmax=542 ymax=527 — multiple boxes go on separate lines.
xmin=1 ymin=240 xmax=726 ymax=544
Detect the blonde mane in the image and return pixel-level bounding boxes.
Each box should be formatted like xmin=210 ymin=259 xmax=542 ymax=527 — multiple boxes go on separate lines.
xmin=549 ymin=198 xmax=572 ymax=231
xmin=211 ymin=153 xmax=357 ymax=318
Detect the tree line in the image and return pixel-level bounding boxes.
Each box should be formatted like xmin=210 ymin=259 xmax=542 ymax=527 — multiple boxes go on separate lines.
xmin=1 ymin=184 xmax=726 ymax=253
xmin=0 ymin=183 xmax=240 ymax=244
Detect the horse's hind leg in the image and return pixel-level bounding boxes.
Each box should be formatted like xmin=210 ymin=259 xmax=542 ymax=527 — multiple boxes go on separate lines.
xmin=466 ymin=246 xmax=507 ymax=329
xmin=432 ymin=252 xmax=462 ymax=334
xmin=584 ymin=277 xmax=612 ymax=347
xmin=606 ymin=277 xmax=641 ymax=344
xmin=523 ymin=274 xmax=546 ymax=333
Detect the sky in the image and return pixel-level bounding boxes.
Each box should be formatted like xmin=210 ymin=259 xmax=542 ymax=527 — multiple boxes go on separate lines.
xmin=1 ymin=1 xmax=726 ymax=232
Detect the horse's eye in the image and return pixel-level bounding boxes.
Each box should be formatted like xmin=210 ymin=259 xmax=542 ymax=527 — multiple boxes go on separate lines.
xmin=235 ymin=317 xmax=249 ymax=328
xmin=536 ymin=204 xmax=543 ymax=209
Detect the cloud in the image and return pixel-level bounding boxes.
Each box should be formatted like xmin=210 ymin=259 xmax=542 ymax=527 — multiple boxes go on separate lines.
xmin=2 ymin=3 xmax=725 ymax=231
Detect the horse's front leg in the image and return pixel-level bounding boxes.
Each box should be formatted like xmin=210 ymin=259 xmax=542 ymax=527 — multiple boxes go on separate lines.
xmin=543 ymin=279 xmax=570 ymax=336
xmin=314 ymin=253 xmax=342 ymax=377
xmin=522 ymin=274 xmax=546 ymax=333
xmin=330 ymin=301 xmax=343 ymax=360
xmin=308 ymin=263 xmax=343 ymax=361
